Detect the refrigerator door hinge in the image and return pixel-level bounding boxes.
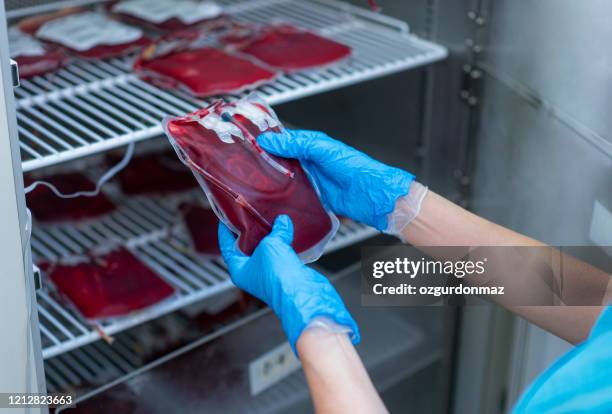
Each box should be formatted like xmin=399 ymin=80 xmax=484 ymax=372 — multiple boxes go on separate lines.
xmin=32 ymin=264 xmax=42 ymax=291
xmin=10 ymin=59 xmax=20 ymax=87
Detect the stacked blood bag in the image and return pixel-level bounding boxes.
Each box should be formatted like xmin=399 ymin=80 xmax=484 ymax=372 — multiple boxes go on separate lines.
xmin=42 ymin=247 xmax=175 ymax=321
xmin=108 ymin=150 xmax=197 ymax=195
xmin=224 ymin=24 xmax=352 ymax=72
xmin=25 ymin=172 xmax=116 ymax=223
xmin=20 ymin=9 xmax=150 ymax=59
xmin=134 ymin=45 xmax=276 ymax=97
xmin=109 ymin=0 xmax=223 ymax=32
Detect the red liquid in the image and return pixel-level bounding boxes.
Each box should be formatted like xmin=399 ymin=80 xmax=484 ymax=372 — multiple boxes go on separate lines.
xmin=166 ymin=102 xmax=334 ymax=256
xmin=234 ymin=25 xmax=352 ymax=72
xmin=109 ymin=151 xmax=197 ymax=195
xmin=134 ymin=47 xmax=276 ymax=97
xmin=14 ymin=49 xmax=64 ymax=78
xmin=44 ymin=248 xmax=175 ymax=320
xmin=179 ymin=203 xmax=220 ymax=256
xmin=25 ymin=172 xmax=116 ymax=223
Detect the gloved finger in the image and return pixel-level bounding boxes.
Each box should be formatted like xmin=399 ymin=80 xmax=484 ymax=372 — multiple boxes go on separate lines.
xmin=265 ymin=214 xmax=294 ymax=246
xmin=257 ymin=129 xmax=333 ymax=162
xmin=218 ymin=222 xmax=248 ymax=270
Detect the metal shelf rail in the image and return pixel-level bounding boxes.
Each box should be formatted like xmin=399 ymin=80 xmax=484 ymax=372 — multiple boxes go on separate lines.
xmin=32 ymin=190 xmax=378 ymax=359
xmin=14 ymin=0 xmax=447 ymax=172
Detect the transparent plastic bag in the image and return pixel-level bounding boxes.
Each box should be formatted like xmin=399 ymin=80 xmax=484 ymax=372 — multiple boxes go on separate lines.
xmin=133 ymin=32 xmax=276 ymax=98
xmin=109 ymin=0 xmax=223 ymax=32
xmin=163 ymin=95 xmax=339 ymax=263
xmin=25 ymin=172 xmax=117 ymax=223
xmin=179 ymin=203 xmax=221 ymax=257
xmin=223 ymin=23 xmax=352 ymax=72
xmin=108 ymin=150 xmax=197 ymax=196
xmin=40 ymin=246 xmax=175 ymax=321
xmin=8 ymin=26 xmax=64 ymax=78
xmin=23 ymin=10 xmax=150 ymax=59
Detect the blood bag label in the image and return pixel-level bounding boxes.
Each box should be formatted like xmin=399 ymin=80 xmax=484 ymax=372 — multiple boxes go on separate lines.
xmin=36 ymin=12 xmax=143 ymax=51
xmin=8 ymin=27 xmax=45 ymax=57
xmin=249 ymin=342 xmax=300 ymax=396
xmin=225 ymin=101 xmax=280 ymax=132
xmin=113 ymin=0 xmax=222 ymax=24
xmin=198 ymin=113 xmax=243 ymax=143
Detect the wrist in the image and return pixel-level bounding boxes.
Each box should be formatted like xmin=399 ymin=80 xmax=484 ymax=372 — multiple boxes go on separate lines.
xmin=372 ymin=169 xmax=415 ymax=231
xmin=276 ymin=271 xmax=360 ymax=355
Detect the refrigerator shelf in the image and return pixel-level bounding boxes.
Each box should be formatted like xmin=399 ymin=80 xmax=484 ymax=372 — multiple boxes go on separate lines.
xmin=44 ymin=308 xmax=270 ymax=395
xmin=14 ymin=0 xmax=447 ymax=172
xmin=55 ymin=275 xmax=440 ymax=413
xmin=32 ymin=191 xmax=378 ymax=359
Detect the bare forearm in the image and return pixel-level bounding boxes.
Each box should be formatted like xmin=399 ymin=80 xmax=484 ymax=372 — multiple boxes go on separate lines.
xmin=297 ymin=327 xmax=388 ymax=414
xmin=401 ymin=191 xmax=611 ymax=343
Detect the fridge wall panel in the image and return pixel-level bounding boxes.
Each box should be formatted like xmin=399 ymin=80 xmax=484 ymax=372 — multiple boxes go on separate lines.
xmin=484 ymin=0 xmax=612 ymax=150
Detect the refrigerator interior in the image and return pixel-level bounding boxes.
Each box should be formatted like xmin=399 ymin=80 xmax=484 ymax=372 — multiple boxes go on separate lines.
xmin=1 ymin=0 xmax=458 ymax=413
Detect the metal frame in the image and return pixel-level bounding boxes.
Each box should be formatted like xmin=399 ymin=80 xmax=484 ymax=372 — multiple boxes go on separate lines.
xmin=31 ymin=188 xmax=378 ymax=359
xmin=0 ymin=0 xmax=450 ymax=405
xmin=0 ymin=0 xmax=47 ymax=407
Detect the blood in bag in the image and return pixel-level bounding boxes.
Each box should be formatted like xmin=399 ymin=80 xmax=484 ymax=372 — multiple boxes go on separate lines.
xmin=43 ymin=248 xmax=175 ymax=320
xmin=179 ymin=203 xmax=220 ymax=256
xmin=25 ymin=172 xmax=116 ymax=223
xmin=110 ymin=0 xmax=223 ymax=32
xmin=8 ymin=27 xmax=64 ymax=78
xmin=163 ymin=96 xmax=338 ymax=262
xmin=227 ymin=24 xmax=352 ymax=72
xmin=24 ymin=10 xmax=150 ymax=59
xmin=134 ymin=46 xmax=276 ymax=97
xmin=108 ymin=151 xmax=197 ymax=195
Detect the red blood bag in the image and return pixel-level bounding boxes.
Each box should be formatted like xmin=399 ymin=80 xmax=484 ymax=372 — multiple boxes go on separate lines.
xmin=134 ymin=45 xmax=276 ymax=97
xmin=25 ymin=172 xmax=116 ymax=223
xmin=109 ymin=0 xmax=223 ymax=32
xmin=43 ymin=248 xmax=175 ymax=320
xmin=26 ymin=11 xmax=150 ymax=59
xmin=163 ymin=96 xmax=338 ymax=262
xmin=227 ymin=24 xmax=352 ymax=72
xmin=179 ymin=203 xmax=220 ymax=256
xmin=8 ymin=27 xmax=64 ymax=78
xmin=109 ymin=151 xmax=197 ymax=195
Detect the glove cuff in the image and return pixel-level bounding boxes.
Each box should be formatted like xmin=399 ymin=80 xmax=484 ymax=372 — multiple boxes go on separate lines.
xmin=385 ymin=181 xmax=428 ymax=241
xmin=279 ymin=273 xmax=360 ymax=355
xmin=373 ymin=170 xmax=415 ymax=231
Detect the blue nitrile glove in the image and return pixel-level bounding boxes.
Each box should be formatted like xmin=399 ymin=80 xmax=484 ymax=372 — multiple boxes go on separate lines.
xmin=257 ymin=129 xmax=415 ymax=231
xmin=218 ymin=215 xmax=360 ymax=353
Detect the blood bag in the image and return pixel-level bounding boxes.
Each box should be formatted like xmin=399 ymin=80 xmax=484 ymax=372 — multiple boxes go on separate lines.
xmin=134 ymin=45 xmax=276 ymax=98
xmin=42 ymin=247 xmax=175 ymax=321
xmin=108 ymin=150 xmax=197 ymax=195
xmin=30 ymin=11 xmax=150 ymax=59
xmin=163 ymin=95 xmax=338 ymax=262
xmin=25 ymin=172 xmax=116 ymax=223
xmin=8 ymin=27 xmax=64 ymax=78
xmin=226 ymin=24 xmax=352 ymax=72
xmin=110 ymin=0 xmax=223 ymax=32
xmin=179 ymin=203 xmax=220 ymax=256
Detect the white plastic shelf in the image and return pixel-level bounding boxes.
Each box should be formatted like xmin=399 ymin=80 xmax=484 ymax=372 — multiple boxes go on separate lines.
xmin=15 ymin=0 xmax=447 ymax=172
xmin=32 ymin=190 xmax=378 ymax=359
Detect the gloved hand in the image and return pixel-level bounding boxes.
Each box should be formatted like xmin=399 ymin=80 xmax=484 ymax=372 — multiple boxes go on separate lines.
xmin=218 ymin=215 xmax=360 ymax=353
xmin=257 ymin=129 xmax=415 ymax=232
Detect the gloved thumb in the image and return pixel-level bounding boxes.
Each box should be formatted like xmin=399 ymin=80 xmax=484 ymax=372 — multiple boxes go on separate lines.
xmin=218 ymin=222 xmax=248 ymax=271
xmin=257 ymin=130 xmax=301 ymax=158
xmin=267 ymin=215 xmax=294 ymax=245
